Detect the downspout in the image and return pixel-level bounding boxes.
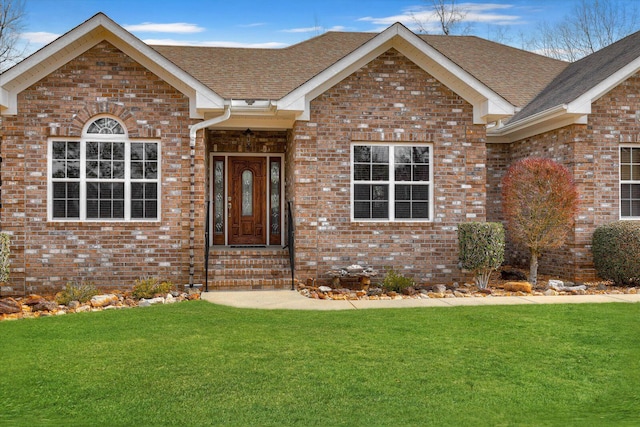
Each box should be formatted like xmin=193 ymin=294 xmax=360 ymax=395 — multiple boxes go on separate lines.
xmin=188 ymin=106 xmax=231 ymax=287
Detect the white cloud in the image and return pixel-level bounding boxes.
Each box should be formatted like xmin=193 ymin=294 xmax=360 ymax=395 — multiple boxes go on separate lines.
xmin=359 ymin=2 xmax=524 ymax=31
xmin=281 ymin=26 xmax=323 ymax=33
xmin=124 ymin=22 xmax=205 ymax=33
xmin=281 ymin=25 xmax=349 ymax=33
xmin=144 ymin=38 xmax=287 ymax=48
xmin=238 ymin=22 xmax=267 ymax=28
xmin=20 ymin=31 xmax=60 ymax=45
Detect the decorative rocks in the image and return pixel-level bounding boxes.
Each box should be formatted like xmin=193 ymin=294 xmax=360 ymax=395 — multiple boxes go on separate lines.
xmin=0 ymin=298 xmax=22 ymax=314
xmin=503 ymin=282 xmax=532 ymax=293
xmin=90 ymin=294 xmax=119 ymax=308
xmin=0 ymin=289 xmax=200 ymax=321
xmin=547 ymin=280 xmax=587 ymax=292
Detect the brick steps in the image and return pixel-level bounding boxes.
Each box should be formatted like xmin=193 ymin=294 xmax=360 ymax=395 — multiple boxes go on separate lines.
xmin=206 ymin=248 xmax=293 ymax=290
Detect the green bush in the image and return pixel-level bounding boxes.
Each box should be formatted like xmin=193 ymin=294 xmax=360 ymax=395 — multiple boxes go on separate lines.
xmin=592 ymin=221 xmax=640 ymax=286
xmin=381 ymin=268 xmax=414 ymax=293
xmin=132 ymin=277 xmax=175 ymax=299
xmin=0 ymin=232 xmax=10 ymax=283
xmin=55 ymin=281 xmax=99 ymax=305
xmin=458 ymin=222 xmax=505 ymax=289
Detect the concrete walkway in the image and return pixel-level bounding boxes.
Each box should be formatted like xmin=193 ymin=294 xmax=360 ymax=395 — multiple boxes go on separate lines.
xmin=201 ymin=290 xmax=640 ymax=310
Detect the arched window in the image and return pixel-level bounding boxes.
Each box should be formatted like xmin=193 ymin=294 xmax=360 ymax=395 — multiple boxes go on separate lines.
xmin=49 ymin=116 xmax=160 ymax=221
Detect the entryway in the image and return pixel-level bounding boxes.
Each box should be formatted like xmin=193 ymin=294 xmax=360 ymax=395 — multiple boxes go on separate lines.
xmin=229 ymin=157 xmax=266 ymax=245
xmin=209 ymin=153 xmax=284 ymax=247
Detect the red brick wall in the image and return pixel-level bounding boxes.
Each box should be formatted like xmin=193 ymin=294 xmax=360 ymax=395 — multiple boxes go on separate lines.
xmin=288 ymin=49 xmax=487 ymax=285
xmin=486 ymin=72 xmax=640 ymax=282
xmin=0 ymin=41 xmax=200 ymax=294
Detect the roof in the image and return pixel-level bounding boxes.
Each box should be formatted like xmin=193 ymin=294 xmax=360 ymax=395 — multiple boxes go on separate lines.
xmin=418 ymin=35 xmax=567 ymax=108
xmin=153 ymin=32 xmax=567 ymax=108
xmin=0 ymin=12 xmax=224 ymax=117
xmin=511 ymin=30 xmax=640 ymax=123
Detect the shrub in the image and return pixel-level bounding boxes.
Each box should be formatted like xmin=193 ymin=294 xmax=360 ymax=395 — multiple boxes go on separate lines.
xmin=458 ymin=222 xmax=505 ymax=289
xmin=381 ymin=268 xmax=414 ymax=293
xmin=0 ymin=233 xmax=10 ymax=283
xmin=502 ymin=158 xmax=579 ymax=285
xmin=55 ymin=281 xmax=99 ymax=305
xmin=592 ymin=221 xmax=640 ymax=286
xmin=132 ymin=277 xmax=175 ymax=299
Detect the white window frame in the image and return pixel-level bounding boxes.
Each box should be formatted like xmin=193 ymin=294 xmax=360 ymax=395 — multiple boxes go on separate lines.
xmin=350 ymin=142 xmax=433 ymax=222
xmin=47 ymin=116 xmax=161 ymax=222
xmin=620 ymin=144 xmax=640 ymax=220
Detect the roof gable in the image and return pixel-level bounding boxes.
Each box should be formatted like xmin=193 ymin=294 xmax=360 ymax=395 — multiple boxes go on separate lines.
xmin=278 ymin=23 xmax=515 ymax=124
xmin=491 ymin=29 xmax=640 ymax=140
xmin=0 ymin=13 xmax=225 ymax=118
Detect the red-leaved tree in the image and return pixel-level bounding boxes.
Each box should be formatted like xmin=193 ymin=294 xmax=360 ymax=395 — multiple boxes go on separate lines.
xmin=501 ymin=158 xmax=579 ymax=285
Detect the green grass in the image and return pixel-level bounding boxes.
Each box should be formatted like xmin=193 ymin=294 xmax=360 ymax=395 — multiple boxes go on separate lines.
xmin=1 ymin=302 xmax=639 ymax=426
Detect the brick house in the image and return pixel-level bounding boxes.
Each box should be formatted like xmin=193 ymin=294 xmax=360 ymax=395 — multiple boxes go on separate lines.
xmin=1 ymin=13 xmax=639 ymax=294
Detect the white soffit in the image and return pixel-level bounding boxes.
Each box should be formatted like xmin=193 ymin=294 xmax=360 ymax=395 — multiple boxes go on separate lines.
xmin=0 ymin=13 xmax=224 ymax=117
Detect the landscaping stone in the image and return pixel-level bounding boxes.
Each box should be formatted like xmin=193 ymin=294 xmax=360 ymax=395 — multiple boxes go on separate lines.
xmin=503 ymin=282 xmax=532 ymax=293
xmin=548 ymin=279 xmax=564 ymax=289
xmin=318 ymin=286 xmax=332 ymax=293
xmin=32 ymin=300 xmax=58 ymax=312
xmin=90 ymin=294 xmax=118 ymax=308
xmin=368 ymin=287 xmax=383 ymax=296
xmin=544 ymin=289 xmax=559 ymax=296
xmin=432 ymin=284 xmax=447 ymax=294
xmin=23 ymin=295 xmax=46 ymax=306
xmin=0 ymin=298 xmax=22 ymax=314
xmin=139 ymin=297 xmax=165 ymax=307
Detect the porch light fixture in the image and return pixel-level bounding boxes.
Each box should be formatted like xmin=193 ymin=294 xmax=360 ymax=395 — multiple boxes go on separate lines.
xmin=243 ymin=128 xmax=254 ymax=150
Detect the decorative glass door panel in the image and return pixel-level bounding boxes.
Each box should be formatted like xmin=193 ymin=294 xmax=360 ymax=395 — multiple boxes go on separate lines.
xmin=229 ymin=157 xmax=266 ymax=245
xmin=212 ymin=157 xmax=225 ymax=245
xmin=269 ymin=158 xmax=281 ymax=245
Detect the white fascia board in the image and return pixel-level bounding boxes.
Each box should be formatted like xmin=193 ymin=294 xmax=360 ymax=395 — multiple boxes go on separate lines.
xmin=568 ymin=58 xmax=640 ymax=115
xmin=489 ymin=104 xmax=567 ymax=136
xmin=487 ymin=113 xmax=587 ymax=143
xmin=0 ymin=86 xmax=11 ymax=112
xmin=278 ymin=26 xmax=397 ymax=116
xmin=0 ymin=13 xmax=224 ymax=118
xmin=278 ymin=22 xmax=514 ymax=124
xmin=391 ymin=27 xmax=515 ymax=123
xmin=487 ymin=103 xmax=588 ymax=142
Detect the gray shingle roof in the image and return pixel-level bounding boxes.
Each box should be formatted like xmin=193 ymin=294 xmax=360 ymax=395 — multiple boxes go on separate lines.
xmin=153 ymin=31 xmax=568 ymax=108
xmin=511 ymin=30 xmax=640 ymax=123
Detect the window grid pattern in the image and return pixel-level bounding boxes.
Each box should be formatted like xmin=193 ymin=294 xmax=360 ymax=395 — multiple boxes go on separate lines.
xmin=52 ymin=141 xmax=81 ymax=219
xmin=621 ymin=146 xmax=640 ymax=218
xmin=130 ymin=143 xmax=158 ymax=219
xmin=49 ymin=118 xmax=159 ymax=221
xmin=352 ymin=144 xmax=431 ymax=221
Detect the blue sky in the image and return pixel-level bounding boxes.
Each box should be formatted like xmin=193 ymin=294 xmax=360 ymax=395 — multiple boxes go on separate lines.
xmin=18 ymin=0 xmax=636 ymax=53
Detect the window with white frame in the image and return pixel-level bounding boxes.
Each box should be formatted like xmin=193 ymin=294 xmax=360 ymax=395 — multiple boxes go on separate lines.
xmin=351 ymin=144 xmax=432 ymax=221
xmin=49 ymin=117 xmax=160 ymax=221
xmin=620 ymin=145 xmax=640 ymax=218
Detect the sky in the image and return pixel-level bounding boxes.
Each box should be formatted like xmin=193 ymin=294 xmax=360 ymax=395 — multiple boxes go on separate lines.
xmin=15 ymin=0 xmax=640 ymax=55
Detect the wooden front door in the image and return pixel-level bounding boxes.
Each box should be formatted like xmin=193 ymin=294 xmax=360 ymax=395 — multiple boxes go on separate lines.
xmin=229 ymin=157 xmax=267 ymax=245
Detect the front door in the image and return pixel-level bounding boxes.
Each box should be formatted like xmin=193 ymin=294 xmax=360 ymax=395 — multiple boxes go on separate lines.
xmin=229 ymin=157 xmax=267 ymax=245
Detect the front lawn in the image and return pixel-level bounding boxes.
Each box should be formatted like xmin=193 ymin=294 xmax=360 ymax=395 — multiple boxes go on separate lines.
xmin=1 ymin=302 xmax=638 ymax=426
